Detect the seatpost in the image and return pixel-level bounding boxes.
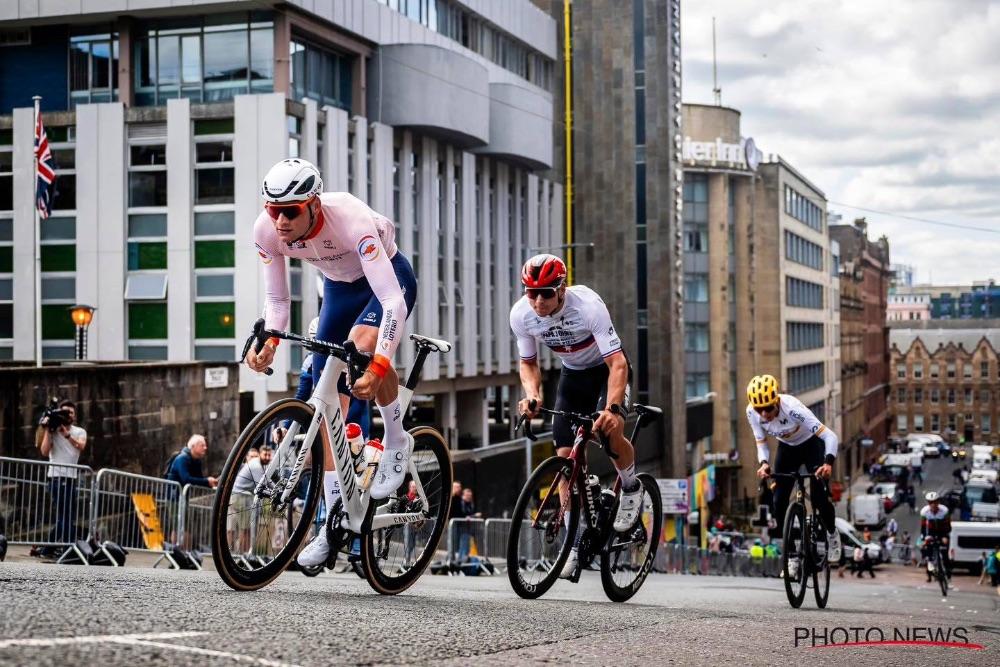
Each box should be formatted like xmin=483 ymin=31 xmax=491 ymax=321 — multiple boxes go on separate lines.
xmin=404 ymin=345 xmax=432 ymax=390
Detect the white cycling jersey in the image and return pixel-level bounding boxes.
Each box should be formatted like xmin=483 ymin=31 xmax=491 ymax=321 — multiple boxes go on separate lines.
xmin=746 ymin=394 xmax=839 ymax=463
xmin=509 ymin=285 xmax=622 ymax=370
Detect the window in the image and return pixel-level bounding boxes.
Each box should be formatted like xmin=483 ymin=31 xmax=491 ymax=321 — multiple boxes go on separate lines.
xmin=947 ymin=388 xmax=956 ymax=405
xmin=806 ymin=401 xmax=825 ymax=422
xmin=964 ymin=387 xmax=973 ymax=404
xmin=69 ymin=30 xmax=119 ymax=107
xmin=786 ymin=322 xmax=823 ymax=351
xmin=947 ymin=362 xmax=956 ymax=378
xmin=290 ymin=39 xmax=352 ymax=110
xmin=897 ymin=387 xmax=906 ymax=403
xmin=913 ymin=363 xmax=923 ymax=379
xmin=134 ymin=12 xmax=273 ymax=106
xmin=685 ymin=322 xmax=709 ymax=352
xmin=685 ymin=372 xmax=710 ymax=398
xmin=948 ymin=413 xmax=956 ymax=430
xmin=913 ymin=414 xmax=925 ymax=432
xmin=194 ymin=125 xmax=234 ymax=205
xmin=786 ymin=277 xmax=823 ymax=309
xmin=784 ymin=231 xmax=823 ymax=270
xmin=896 ymin=363 xmax=906 ymax=379
xmin=981 ymin=389 xmax=991 ymax=403
xmin=931 ymin=413 xmax=940 ymax=431
xmin=963 ymin=363 xmax=972 ymax=379
xmin=684 ymin=274 xmax=708 ymax=302
xmin=783 ymin=185 xmax=823 ymax=232
xmin=982 ymin=414 xmax=991 ymax=434
xmin=981 ymin=361 xmax=990 ymax=379
xmin=914 ymin=388 xmax=923 ymax=403
xmin=931 ymin=388 xmax=939 ymax=404
xmin=897 ymin=414 xmax=907 ymax=432
xmin=787 ymin=362 xmax=824 ymax=393
xmin=930 ymin=363 xmax=939 ymax=378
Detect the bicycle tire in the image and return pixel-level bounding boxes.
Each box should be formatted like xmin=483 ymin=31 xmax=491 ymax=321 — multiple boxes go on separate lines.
xmin=506 ymin=456 xmax=580 ymax=600
xmin=600 ymin=473 xmax=663 ymax=603
xmin=211 ymin=399 xmax=323 ymax=591
xmin=937 ymin=550 xmax=948 ymax=597
xmin=811 ymin=515 xmax=830 ymax=609
xmin=781 ymin=501 xmax=808 ymax=608
xmin=360 ymin=426 xmax=452 ymax=595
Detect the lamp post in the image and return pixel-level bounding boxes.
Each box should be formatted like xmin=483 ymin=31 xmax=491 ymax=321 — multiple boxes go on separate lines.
xmin=68 ymin=304 xmax=95 ymax=360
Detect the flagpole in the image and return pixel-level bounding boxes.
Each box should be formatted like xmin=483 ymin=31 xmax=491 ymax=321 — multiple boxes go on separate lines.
xmin=33 ymin=95 xmax=42 ymax=368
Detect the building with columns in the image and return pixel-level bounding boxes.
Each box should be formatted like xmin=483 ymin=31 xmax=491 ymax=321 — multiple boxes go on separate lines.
xmin=0 ymin=0 xmax=562 ymax=449
xmin=680 ymin=103 xmax=841 ymax=507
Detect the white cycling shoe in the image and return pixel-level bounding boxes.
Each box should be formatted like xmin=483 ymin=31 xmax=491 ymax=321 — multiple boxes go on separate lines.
xmin=560 ymin=547 xmax=579 ymax=579
xmin=613 ymin=484 xmax=644 ymax=532
xmin=297 ymin=530 xmax=330 ymax=568
xmin=368 ymin=432 xmax=413 ymax=500
xmin=827 ymin=531 xmax=842 ymax=564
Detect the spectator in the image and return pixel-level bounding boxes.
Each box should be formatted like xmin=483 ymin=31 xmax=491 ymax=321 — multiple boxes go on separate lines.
xmin=749 ymin=539 xmax=764 ymax=560
xmin=886 ymin=516 xmax=898 ymax=537
xmin=986 ymin=545 xmax=1000 ymax=596
xmin=905 ymin=486 xmax=916 ymax=514
xmin=853 ymin=546 xmax=876 ymax=578
xmin=862 ymin=526 xmax=873 ymax=544
xmin=228 ymin=448 xmax=263 ymax=553
xmin=449 ymin=481 xmax=463 ymax=520
xmin=37 ymin=400 xmax=87 ymax=554
xmin=456 ymin=488 xmax=482 ymax=562
xmin=166 ymin=434 xmax=218 ymax=489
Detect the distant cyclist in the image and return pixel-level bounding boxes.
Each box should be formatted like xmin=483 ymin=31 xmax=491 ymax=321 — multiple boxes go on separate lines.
xmin=746 ymin=374 xmax=842 ymax=569
xmin=510 ymin=254 xmax=640 ymax=579
xmin=919 ymin=491 xmax=951 ymax=581
xmin=243 ymin=158 xmax=417 ymax=568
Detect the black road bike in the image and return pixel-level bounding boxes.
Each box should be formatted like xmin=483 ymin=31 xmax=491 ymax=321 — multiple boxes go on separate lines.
xmin=769 ymin=470 xmax=831 ymax=609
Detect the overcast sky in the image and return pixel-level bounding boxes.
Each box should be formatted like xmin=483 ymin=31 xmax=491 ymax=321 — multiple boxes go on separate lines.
xmin=682 ymin=0 xmax=1000 ymax=285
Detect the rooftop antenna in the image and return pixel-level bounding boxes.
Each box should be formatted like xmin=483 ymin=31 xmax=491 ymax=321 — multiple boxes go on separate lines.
xmin=712 ymin=17 xmax=722 ymax=105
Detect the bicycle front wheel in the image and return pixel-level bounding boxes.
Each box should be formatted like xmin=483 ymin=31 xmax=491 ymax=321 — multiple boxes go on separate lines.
xmin=781 ymin=501 xmax=808 ymax=608
xmin=506 ymin=456 xmax=580 ymax=600
xmin=360 ymin=426 xmax=452 ymax=595
xmin=600 ymin=473 xmax=663 ymax=603
xmin=210 ymin=399 xmax=323 ymax=591
xmin=937 ymin=551 xmax=948 ymax=597
xmin=811 ymin=516 xmax=830 ymax=609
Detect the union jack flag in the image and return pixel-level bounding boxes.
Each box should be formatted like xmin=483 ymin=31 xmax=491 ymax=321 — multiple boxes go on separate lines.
xmin=34 ymin=111 xmax=56 ymax=219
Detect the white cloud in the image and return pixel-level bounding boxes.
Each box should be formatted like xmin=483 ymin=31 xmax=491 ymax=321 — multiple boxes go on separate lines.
xmin=682 ymin=0 xmax=1000 ymax=283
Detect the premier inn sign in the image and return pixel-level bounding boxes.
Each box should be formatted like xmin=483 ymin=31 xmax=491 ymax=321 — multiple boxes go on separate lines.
xmin=682 ymin=136 xmax=763 ymax=171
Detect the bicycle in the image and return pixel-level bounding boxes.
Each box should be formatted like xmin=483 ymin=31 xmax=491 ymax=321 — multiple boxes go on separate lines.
xmin=923 ymin=536 xmax=950 ymax=597
xmin=505 ymin=402 xmax=663 ymax=602
xmin=210 ymin=318 xmax=453 ymax=595
xmin=769 ymin=470 xmax=831 ymax=609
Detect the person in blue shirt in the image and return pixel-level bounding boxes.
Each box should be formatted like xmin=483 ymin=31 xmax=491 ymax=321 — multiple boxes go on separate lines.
xmin=166 ymin=434 xmax=217 ymax=488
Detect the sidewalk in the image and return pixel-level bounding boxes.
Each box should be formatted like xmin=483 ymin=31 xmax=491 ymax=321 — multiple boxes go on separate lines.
xmin=1 ymin=543 xmax=218 ymax=572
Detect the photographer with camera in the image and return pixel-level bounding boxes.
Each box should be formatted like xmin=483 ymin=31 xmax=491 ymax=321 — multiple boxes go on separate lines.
xmin=37 ymin=400 xmax=87 ymax=554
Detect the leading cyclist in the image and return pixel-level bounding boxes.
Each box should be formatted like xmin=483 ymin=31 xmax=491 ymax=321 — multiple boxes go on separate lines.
xmin=919 ymin=490 xmax=951 ymax=582
xmin=746 ymin=374 xmax=843 ymax=570
xmin=242 ymin=158 xmax=417 ymax=567
xmin=510 ymin=254 xmax=641 ymax=579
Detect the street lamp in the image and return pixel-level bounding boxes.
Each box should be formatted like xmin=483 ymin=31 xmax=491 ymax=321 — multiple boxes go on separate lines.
xmin=68 ymin=304 xmax=95 ymax=360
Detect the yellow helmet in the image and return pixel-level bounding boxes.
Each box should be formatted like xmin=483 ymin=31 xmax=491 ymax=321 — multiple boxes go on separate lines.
xmin=747 ymin=374 xmax=779 ymax=408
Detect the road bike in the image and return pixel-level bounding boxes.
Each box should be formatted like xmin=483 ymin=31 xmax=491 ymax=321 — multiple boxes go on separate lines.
xmin=924 ymin=536 xmax=950 ymax=597
xmin=210 ymin=318 xmax=453 ymax=595
xmin=769 ymin=471 xmax=831 ymax=609
xmin=506 ymin=402 xmax=663 ymax=602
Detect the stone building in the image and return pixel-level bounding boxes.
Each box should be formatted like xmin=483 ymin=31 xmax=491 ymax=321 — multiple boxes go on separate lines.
xmin=889 ymin=321 xmax=1000 ymax=445
xmin=830 ymin=219 xmax=891 ymax=480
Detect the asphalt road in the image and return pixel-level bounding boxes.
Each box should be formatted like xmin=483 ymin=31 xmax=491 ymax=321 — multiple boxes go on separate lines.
xmin=1 ymin=559 xmax=997 ymax=666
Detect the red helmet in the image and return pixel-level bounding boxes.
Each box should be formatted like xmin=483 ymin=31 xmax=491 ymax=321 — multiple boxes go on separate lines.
xmin=521 ymin=254 xmax=567 ymax=288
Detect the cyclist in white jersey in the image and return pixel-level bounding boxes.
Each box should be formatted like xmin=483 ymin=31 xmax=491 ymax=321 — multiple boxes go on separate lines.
xmin=510 ymin=254 xmax=641 ymax=579
xmin=243 ymin=159 xmax=418 ymax=567
xmin=746 ymin=374 xmax=842 ymax=565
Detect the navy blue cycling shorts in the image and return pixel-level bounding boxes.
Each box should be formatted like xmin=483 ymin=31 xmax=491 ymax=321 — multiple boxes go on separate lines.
xmin=313 ymin=252 xmax=417 ymax=394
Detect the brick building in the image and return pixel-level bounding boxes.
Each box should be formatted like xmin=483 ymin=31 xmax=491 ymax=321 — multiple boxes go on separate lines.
xmin=889 ymin=321 xmax=1000 ymax=446
xmin=830 ymin=219 xmax=891 ymax=480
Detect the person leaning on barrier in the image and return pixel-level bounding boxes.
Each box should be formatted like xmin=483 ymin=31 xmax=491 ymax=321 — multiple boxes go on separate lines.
xmin=37 ymin=400 xmax=87 ymax=553
xmin=455 ymin=488 xmax=482 ymax=563
xmin=166 ymin=434 xmax=218 ymax=489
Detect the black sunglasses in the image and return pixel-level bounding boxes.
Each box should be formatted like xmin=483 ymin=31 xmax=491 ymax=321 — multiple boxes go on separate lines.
xmin=525 ymin=283 xmax=563 ymax=300
xmin=754 ymin=404 xmax=777 ymax=415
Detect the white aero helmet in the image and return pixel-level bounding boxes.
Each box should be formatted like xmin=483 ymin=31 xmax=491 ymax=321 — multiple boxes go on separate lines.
xmin=307 ymin=317 xmax=320 ymax=338
xmin=925 ymin=491 xmax=939 ymax=502
xmin=261 ymin=158 xmax=323 ymax=203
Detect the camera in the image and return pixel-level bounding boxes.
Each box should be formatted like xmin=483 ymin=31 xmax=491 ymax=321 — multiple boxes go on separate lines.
xmin=39 ymin=399 xmax=73 ymax=432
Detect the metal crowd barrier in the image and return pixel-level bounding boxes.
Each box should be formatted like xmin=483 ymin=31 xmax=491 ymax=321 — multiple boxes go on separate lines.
xmin=445 ymin=517 xmax=491 ymax=574
xmin=652 ymin=542 xmax=782 ymax=578
xmin=889 ymin=543 xmax=914 ymax=564
xmin=89 ymin=468 xmax=182 ymax=568
xmin=0 ymin=456 xmax=96 ymax=564
xmin=482 ymin=518 xmax=512 ymax=572
xmin=177 ymin=484 xmax=216 ymax=562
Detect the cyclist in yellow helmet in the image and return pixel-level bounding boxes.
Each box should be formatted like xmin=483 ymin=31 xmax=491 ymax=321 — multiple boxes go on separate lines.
xmin=746 ymin=374 xmax=842 ymax=568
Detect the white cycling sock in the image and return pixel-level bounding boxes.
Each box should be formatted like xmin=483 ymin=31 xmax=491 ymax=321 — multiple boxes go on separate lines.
xmin=618 ymin=462 xmax=639 ymax=492
xmin=324 ymin=471 xmax=341 ymax=512
xmin=378 ymin=398 xmax=405 ymax=450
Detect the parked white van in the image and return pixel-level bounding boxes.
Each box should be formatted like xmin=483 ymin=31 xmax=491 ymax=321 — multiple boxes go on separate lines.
xmin=950 ymin=521 xmax=1000 ymax=573
xmin=852 ymin=494 xmax=886 ymax=529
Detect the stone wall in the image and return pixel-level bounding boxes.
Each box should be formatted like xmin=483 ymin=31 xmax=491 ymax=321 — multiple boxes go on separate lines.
xmin=0 ymin=362 xmax=240 ymax=478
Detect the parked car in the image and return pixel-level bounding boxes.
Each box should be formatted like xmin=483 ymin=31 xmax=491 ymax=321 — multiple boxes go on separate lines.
xmin=871 ymin=482 xmax=901 ymax=512
xmin=836 ymin=517 xmax=886 ymax=565
xmin=960 ymin=480 xmax=999 ymax=521
xmin=922 ymin=443 xmax=941 ymax=458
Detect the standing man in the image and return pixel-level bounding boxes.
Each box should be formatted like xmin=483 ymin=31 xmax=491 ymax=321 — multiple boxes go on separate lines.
xmin=38 ymin=400 xmax=87 ymax=551
xmin=511 ymin=254 xmax=641 ymax=579
xmin=242 ymin=159 xmax=417 ymax=568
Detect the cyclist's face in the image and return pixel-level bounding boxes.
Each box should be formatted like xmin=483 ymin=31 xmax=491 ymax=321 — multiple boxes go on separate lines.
xmin=755 ymin=403 xmax=778 ymax=419
xmin=268 ymin=197 xmax=317 ymax=242
xmin=526 ymin=285 xmax=564 ymax=316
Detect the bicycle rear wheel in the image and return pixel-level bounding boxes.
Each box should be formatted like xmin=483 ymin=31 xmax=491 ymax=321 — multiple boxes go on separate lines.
xmin=360 ymin=426 xmax=452 ymax=595
xmin=810 ymin=515 xmax=830 ymax=609
xmin=506 ymin=456 xmax=580 ymax=600
xmin=211 ymin=399 xmax=323 ymax=591
xmin=781 ymin=502 xmax=808 ymax=608
xmin=600 ymin=473 xmax=663 ymax=602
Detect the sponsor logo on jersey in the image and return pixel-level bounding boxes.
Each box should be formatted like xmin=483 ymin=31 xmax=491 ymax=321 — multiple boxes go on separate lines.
xmin=358 ymin=234 xmax=380 ymax=262
xmin=255 ymin=243 xmax=272 ymax=264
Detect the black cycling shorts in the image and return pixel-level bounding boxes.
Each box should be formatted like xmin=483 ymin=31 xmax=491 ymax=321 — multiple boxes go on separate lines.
xmin=552 ymin=360 xmax=632 ymax=448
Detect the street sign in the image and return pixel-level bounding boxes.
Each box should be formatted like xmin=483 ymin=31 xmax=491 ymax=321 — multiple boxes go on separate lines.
xmin=657 ymin=478 xmax=690 ymax=514
xmin=204 ymin=367 xmax=229 ymax=389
